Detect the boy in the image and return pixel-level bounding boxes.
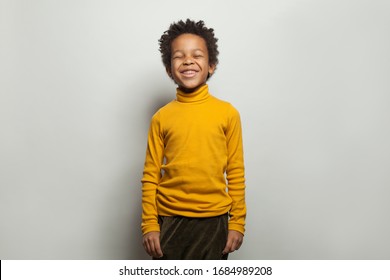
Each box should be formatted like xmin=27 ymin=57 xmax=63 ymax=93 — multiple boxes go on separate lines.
xmin=141 ymin=19 xmax=246 ymax=260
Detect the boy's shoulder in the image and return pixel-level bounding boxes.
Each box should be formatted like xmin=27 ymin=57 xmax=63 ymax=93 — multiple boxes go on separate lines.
xmin=150 ymin=99 xmax=176 ymax=120
xmin=155 ymin=99 xmax=176 ymax=113
xmin=210 ymin=95 xmax=241 ymax=115
xmin=210 ymin=94 xmax=234 ymax=106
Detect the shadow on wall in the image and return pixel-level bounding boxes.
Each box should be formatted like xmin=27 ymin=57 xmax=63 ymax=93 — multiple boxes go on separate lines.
xmin=131 ymin=86 xmax=174 ymax=259
xmin=88 ymin=73 xmax=173 ymax=260
xmin=113 ymin=75 xmax=171 ymax=259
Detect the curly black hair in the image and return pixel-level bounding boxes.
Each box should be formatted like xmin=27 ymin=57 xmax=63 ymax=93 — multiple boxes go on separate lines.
xmin=159 ymin=19 xmax=219 ymax=76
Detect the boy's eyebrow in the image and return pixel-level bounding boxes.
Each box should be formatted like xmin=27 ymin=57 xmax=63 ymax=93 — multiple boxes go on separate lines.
xmin=172 ymin=49 xmax=205 ymax=54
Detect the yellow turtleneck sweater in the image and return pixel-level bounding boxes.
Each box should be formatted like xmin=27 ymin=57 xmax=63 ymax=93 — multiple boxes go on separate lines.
xmin=141 ymin=84 xmax=246 ymax=235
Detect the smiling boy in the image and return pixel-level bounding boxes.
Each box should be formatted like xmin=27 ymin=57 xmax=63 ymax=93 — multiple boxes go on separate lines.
xmin=141 ymin=19 xmax=246 ymax=260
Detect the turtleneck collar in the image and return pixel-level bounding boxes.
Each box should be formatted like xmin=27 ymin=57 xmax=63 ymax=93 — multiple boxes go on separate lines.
xmin=176 ymin=84 xmax=210 ymax=104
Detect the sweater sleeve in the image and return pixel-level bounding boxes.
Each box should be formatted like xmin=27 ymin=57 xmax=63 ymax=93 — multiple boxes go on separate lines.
xmin=225 ymin=106 xmax=246 ymax=235
xmin=141 ymin=111 xmax=164 ymax=235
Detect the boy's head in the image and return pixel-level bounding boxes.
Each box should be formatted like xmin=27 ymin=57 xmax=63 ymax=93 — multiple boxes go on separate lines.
xmin=159 ymin=19 xmax=219 ymax=92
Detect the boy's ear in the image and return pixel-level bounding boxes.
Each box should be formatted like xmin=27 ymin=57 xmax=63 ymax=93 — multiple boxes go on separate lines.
xmin=208 ymin=64 xmax=216 ymax=76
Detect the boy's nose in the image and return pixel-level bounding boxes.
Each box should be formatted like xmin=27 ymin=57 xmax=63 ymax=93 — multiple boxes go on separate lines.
xmin=183 ymin=58 xmax=194 ymax=65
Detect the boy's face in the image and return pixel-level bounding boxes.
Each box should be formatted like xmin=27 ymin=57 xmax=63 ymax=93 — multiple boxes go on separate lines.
xmin=167 ymin=33 xmax=215 ymax=93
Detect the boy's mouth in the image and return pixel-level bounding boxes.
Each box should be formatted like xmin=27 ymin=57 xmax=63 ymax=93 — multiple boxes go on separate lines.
xmin=180 ymin=70 xmax=198 ymax=78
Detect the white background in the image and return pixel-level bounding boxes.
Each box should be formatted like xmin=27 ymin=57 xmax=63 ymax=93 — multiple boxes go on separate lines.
xmin=1 ymin=0 xmax=389 ymax=259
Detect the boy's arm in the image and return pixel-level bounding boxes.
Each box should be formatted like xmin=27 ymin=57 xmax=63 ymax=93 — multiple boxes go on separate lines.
xmin=141 ymin=111 xmax=164 ymax=235
xmin=225 ymin=106 xmax=246 ymax=235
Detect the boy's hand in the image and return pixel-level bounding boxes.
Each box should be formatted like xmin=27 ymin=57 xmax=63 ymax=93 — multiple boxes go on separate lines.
xmin=143 ymin=231 xmax=163 ymax=258
xmin=222 ymin=230 xmax=244 ymax=255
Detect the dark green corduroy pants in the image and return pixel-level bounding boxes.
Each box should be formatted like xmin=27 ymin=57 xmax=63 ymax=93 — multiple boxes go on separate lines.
xmin=154 ymin=214 xmax=229 ymax=260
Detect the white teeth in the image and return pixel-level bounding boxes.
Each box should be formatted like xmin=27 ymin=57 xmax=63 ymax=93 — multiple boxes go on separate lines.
xmin=181 ymin=70 xmax=197 ymax=77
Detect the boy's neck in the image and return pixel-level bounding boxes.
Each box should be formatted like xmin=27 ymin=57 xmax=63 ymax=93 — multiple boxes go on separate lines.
xmin=176 ymin=84 xmax=209 ymax=104
xmin=178 ymin=83 xmax=207 ymax=94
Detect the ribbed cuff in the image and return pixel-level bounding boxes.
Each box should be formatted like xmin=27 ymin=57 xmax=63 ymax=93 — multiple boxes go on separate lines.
xmin=142 ymin=223 xmax=160 ymax=235
xmin=228 ymin=222 xmax=245 ymax=235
